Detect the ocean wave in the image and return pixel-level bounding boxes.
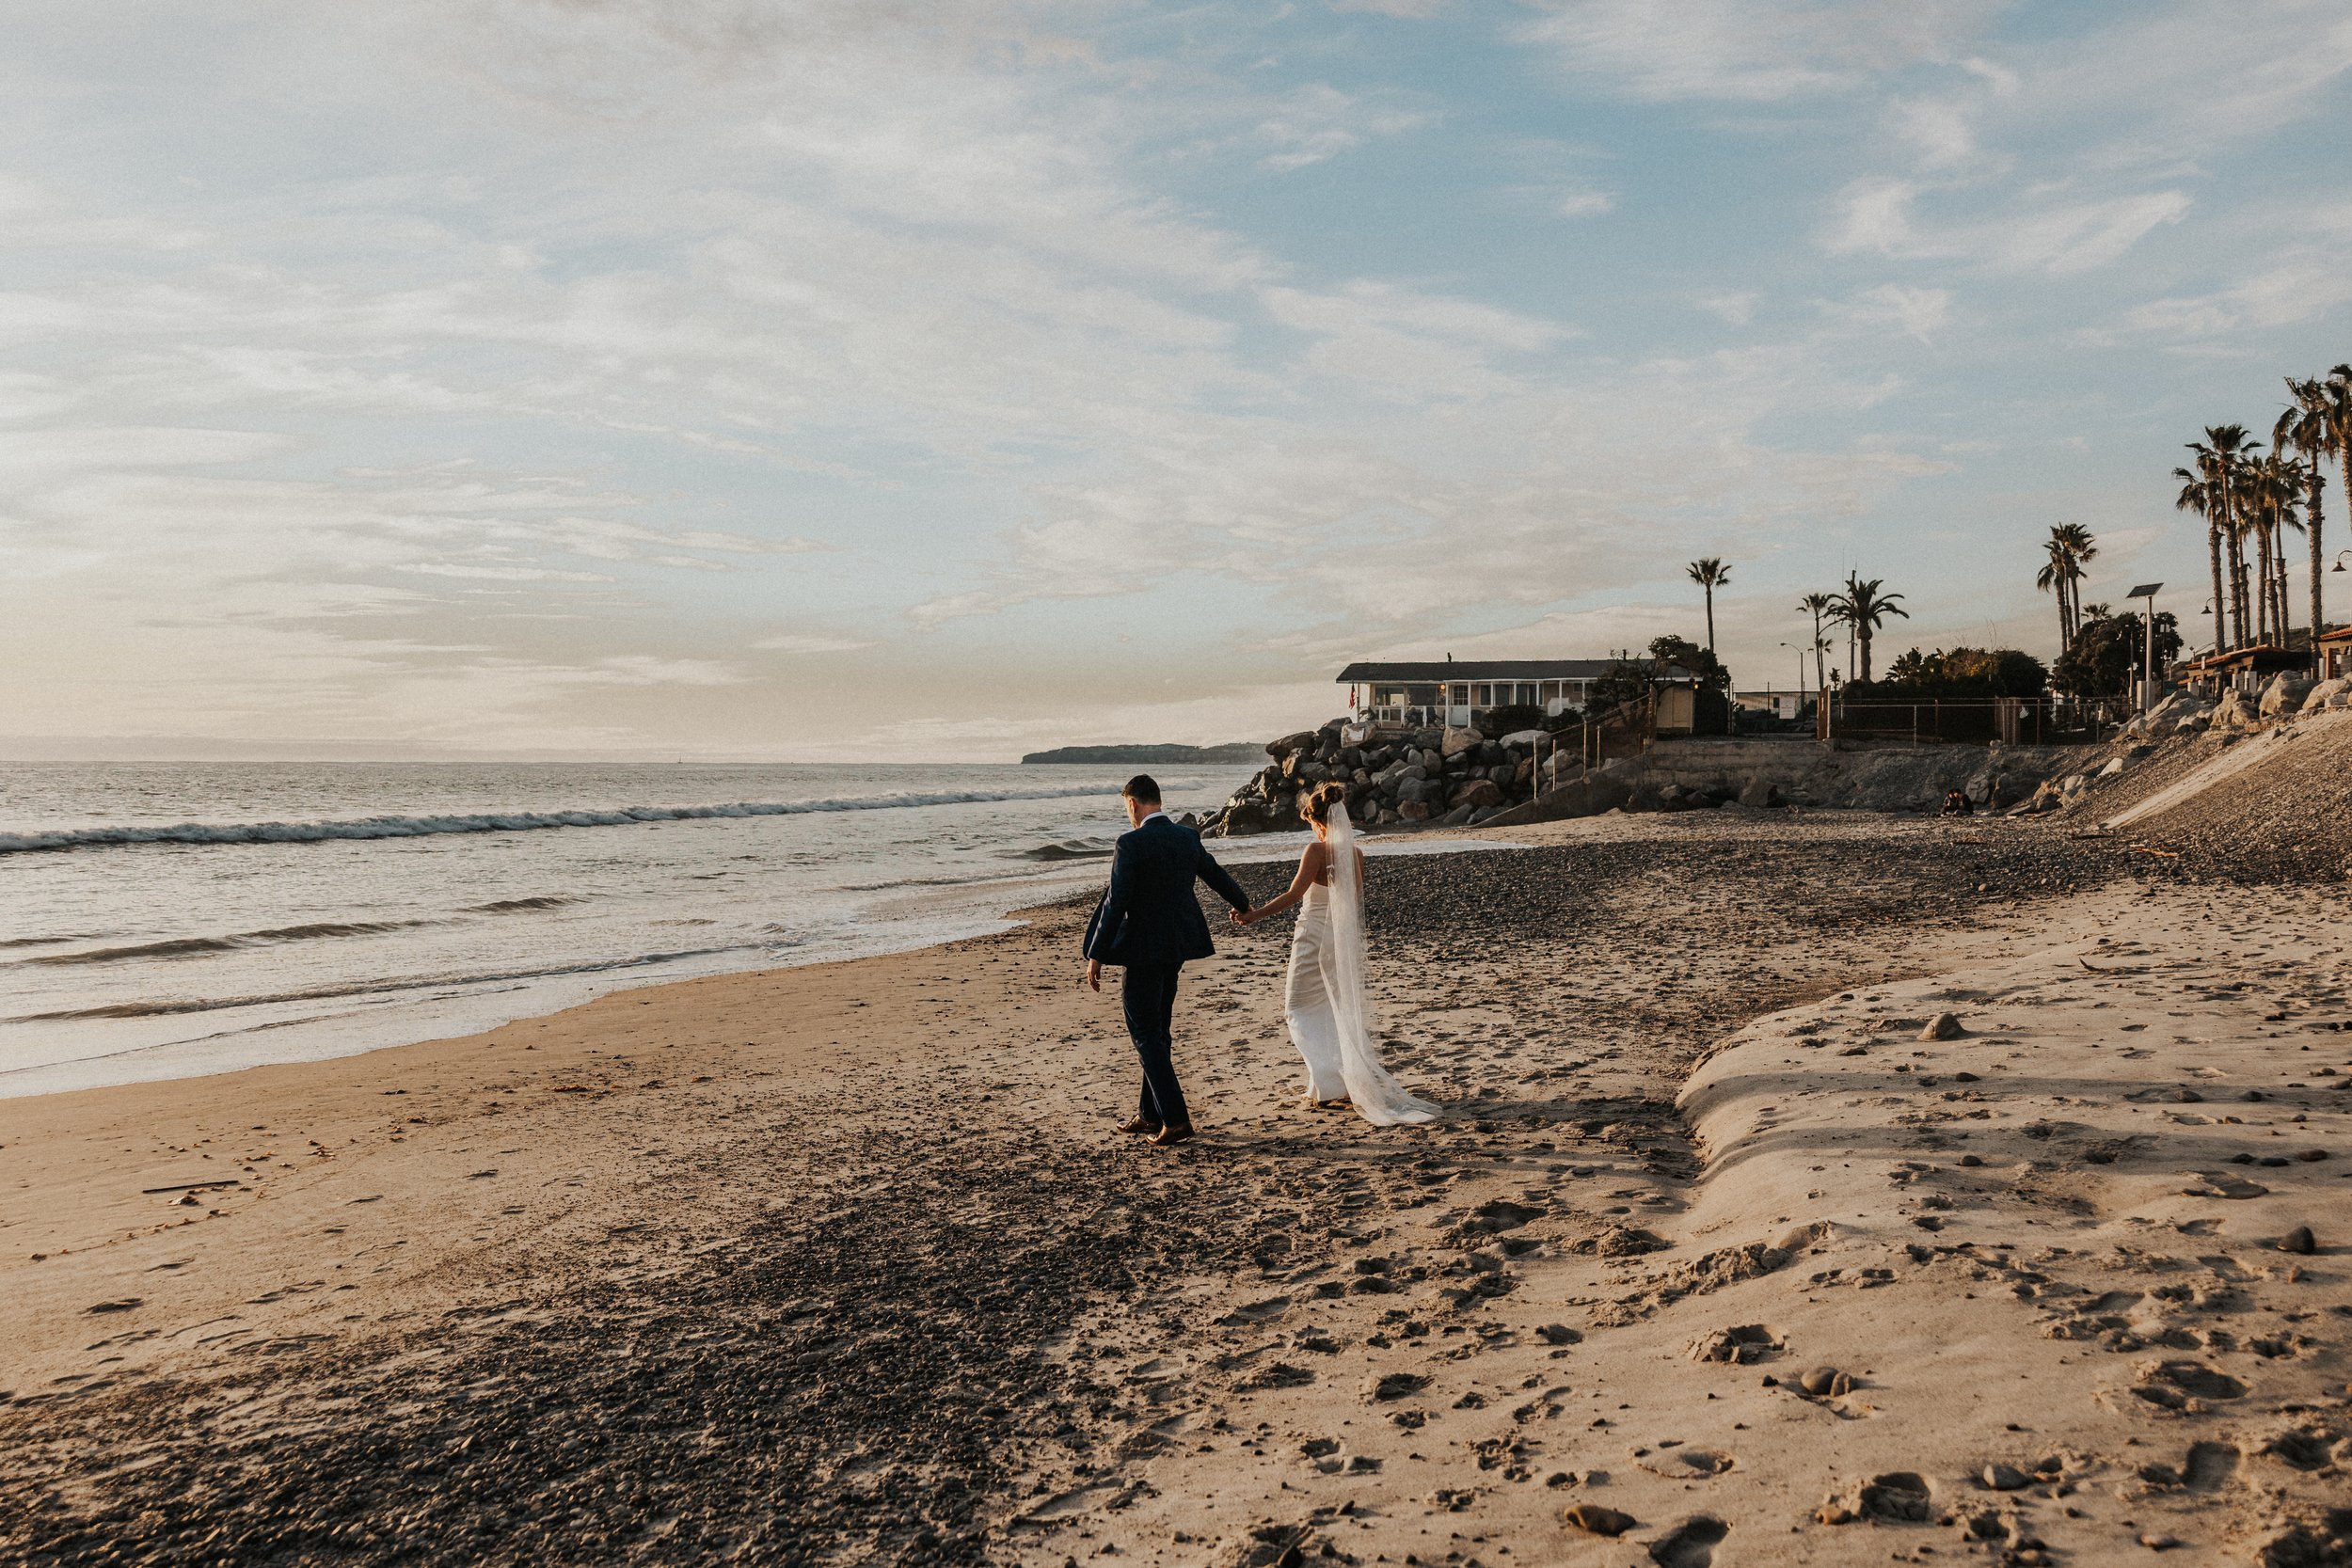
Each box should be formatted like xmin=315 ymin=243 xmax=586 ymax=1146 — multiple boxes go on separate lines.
xmin=461 ymin=895 xmax=582 ymax=914
xmin=26 ymin=919 xmax=440 ymax=967
xmin=0 ymin=785 xmax=1123 ymax=857
xmin=6 ymin=943 xmax=780 ymax=1022
xmin=1011 ymin=839 xmax=1118 ymax=861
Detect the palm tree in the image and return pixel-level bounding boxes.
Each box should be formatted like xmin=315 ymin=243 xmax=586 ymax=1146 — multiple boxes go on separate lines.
xmin=2037 ymin=532 xmax=2074 ymax=657
xmin=2184 ymin=424 xmax=2256 ymax=650
xmin=1832 ymin=575 xmax=1909 ymax=682
xmin=1796 ymin=592 xmax=1833 ymax=698
xmin=2055 ymin=522 xmax=2097 ymax=642
xmin=1686 ymin=558 xmax=1731 ymax=656
xmin=2281 ymin=369 xmax=2351 ymax=643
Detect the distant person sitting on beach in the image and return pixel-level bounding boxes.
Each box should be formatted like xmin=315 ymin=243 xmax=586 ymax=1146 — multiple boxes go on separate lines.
xmin=1232 ymin=784 xmax=1438 ymax=1127
xmin=1940 ymin=788 xmax=1972 ymax=816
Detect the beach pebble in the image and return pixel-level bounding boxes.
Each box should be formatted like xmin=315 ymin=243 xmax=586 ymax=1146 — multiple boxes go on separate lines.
xmin=1799 ymin=1366 xmax=1853 ymax=1397
xmin=2277 ymin=1225 xmax=2317 ymax=1256
xmin=1920 ymin=1012 xmax=1965 ymax=1040
xmin=1982 ymin=1463 xmax=2030 ymax=1491
xmin=1561 ymin=1502 xmax=1636 ymax=1537
xmin=2139 ymin=1533 xmax=2185 ymax=1551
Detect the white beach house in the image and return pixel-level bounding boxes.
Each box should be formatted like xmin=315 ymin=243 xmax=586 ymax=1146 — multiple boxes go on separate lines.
xmin=1338 ymin=660 xmax=1622 ymax=729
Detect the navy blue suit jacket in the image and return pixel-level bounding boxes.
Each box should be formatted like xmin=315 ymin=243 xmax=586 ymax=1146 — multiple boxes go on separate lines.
xmin=1082 ymin=816 xmax=1251 ymax=967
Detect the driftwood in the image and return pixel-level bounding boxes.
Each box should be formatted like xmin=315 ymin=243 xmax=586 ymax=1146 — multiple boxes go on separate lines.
xmin=139 ymin=1180 xmax=241 ymax=1195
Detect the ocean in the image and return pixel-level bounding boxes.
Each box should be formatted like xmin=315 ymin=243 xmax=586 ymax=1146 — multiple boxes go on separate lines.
xmin=0 ymin=760 xmax=1279 ymax=1100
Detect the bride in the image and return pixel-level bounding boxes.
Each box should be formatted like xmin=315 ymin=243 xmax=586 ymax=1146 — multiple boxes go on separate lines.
xmin=1232 ymin=783 xmax=1438 ymax=1126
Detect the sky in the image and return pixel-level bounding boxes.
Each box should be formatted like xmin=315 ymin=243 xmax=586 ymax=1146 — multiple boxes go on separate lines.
xmin=2 ymin=0 xmax=2349 ymax=762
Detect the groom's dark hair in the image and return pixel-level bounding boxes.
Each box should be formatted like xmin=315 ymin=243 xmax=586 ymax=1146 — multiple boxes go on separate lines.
xmin=1122 ymin=774 xmax=1161 ymax=804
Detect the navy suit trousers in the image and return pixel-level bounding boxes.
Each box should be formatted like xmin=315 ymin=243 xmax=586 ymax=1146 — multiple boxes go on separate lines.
xmin=1120 ymin=961 xmax=1188 ymax=1128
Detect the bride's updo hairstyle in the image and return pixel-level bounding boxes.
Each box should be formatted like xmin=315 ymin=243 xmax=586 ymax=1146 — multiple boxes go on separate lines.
xmin=1299 ymin=782 xmax=1349 ymax=826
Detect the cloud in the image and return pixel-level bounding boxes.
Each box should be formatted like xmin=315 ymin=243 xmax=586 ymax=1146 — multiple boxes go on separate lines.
xmin=1518 ymin=0 xmax=2006 ymax=103
xmin=753 ymin=633 xmax=875 ymax=653
xmin=1827 ymin=181 xmax=2190 ymax=274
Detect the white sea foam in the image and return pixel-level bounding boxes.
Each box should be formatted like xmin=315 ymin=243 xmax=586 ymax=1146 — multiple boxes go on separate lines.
xmin=0 ymin=784 xmax=1122 ymax=856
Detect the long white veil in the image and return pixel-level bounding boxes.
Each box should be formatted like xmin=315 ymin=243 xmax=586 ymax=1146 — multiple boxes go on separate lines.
xmin=1320 ymin=802 xmax=1438 ymax=1125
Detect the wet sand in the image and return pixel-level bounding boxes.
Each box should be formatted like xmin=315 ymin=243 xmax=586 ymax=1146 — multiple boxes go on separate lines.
xmin=3 ymin=812 xmax=2347 ymax=1566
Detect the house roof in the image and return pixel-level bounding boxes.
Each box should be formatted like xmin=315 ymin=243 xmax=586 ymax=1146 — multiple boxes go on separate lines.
xmin=1336 ymin=660 xmax=1620 ymax=683
xmin=2316 ymin=626 xmax=2352 ymax=644
xmin=2183 ymin=644 xmax=2308 ymax=672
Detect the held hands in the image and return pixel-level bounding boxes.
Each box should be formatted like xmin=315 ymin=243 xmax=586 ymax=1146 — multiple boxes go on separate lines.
xmin=1230 ymin=906 xmax=1255 ymax=928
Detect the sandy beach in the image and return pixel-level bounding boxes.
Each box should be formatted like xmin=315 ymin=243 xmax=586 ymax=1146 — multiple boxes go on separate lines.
xmin=4 ymin=810 xmax=2348 ymax=1566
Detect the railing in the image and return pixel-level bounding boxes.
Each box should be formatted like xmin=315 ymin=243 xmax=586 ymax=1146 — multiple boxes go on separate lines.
xmin=1820 ymin=697 xmax=2114 ymax=746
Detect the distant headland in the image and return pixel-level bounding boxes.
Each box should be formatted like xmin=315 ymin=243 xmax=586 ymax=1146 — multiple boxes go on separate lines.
xmin=1019 ymin=742 xmax=1263 ymax=766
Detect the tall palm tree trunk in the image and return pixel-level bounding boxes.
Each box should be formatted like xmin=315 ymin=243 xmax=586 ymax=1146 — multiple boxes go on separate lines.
xmin=2207 ymin=522 xmax=2229 ymax=654
xmin=2312 ymin=463 xmax=2327 ymax=647
xmin=1704 ymin=586 xmax=1716 ymax=656
xmin=2228 ymin=524 xmax=2249 ymax=649
xmin=2255 ymin=524 xmax=2274 ymax=645
xmin=2053 ymin=573 xmax=2072 ymax=658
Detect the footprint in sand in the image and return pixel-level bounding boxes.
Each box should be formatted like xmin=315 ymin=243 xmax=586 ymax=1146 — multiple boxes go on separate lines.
xmin=1637 ymin=1446 xmax=1735 ymax=1480
xmin=1646 ymin=1515 xmax=1728 ymax=1568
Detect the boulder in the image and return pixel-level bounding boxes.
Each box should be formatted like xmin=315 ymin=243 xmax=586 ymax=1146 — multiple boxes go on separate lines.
xmin=1437 ymin=804 xmax=1477 ymax=826
xmin=1440 ymin=725 xmax=1484 ymax=758
xmin=1266 ymin=730 xmax=1318 ymax=759
xmin=1501 ymin=728 xmax=1546 ymax=747
xmin=1220 ymin=800 xmax=1277 ymax=836
xmin=1397 ymin=800 xmax=1430 ymax=821
xmin=2305 ymin=675 xmax=2352 ymax=710
xmin=2213 ymin=688 xmax=2260 ymax=729
xmin=1451 ymin=779 xmax=1505 ymax=811
xmin=1736 ymin=776 xmax=1780 ymax=809
xmin=2260 ymin=673 xmax=2314 ymax=719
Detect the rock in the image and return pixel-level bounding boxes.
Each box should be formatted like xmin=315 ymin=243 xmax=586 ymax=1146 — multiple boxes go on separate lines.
xmin=1220 ymin=801 xmax=1277 ymax=837
xmin=1561 ymin=1502 xmax=1637 ymax=1537
xmin=2213 ymin=688 xmax=2260 ymax=729
xmin=2305 ymin=674 xmax=2352 ymax=709
xmin=1501 ymin=728 xmax=1545 ymax=747
xmin=1437 ymin=804 xmax=1476 ymax=826
xmin=1396 ymin=800 xmax=1430 ymax=822
xmin=1266 ymin=730 xmax=1318 ymax=759
xmin=2278 ymin=1225 xmax=2317 ymax=1255
xmin=1982 ymin=1463 xmax=2029 ymax=1491
xmin=2098 ymin=756 xmax=2126 ymax=778
xmin=2259 ymin=672 xmax=2314 ymax=719
xmin=1798 ymin=1366 xmax=1853 ymax=1397
xmin=1440 ymin=725 xmax=1483 ymax=758
xmin=1737 ymin=776 xmax=1780 ymax=808
xmin=1451 ymin=779 xmax=1504 ymax=811
xmin=1920 ymin=1012 xmax=1964 ymax=1040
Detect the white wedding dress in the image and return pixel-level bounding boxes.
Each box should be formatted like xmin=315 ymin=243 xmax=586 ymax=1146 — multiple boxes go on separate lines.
xmin=1283 ymin=803 xmax=1439 ymax=1125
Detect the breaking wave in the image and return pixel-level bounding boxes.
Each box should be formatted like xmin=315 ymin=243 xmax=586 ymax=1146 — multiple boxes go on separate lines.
xmin=6 ymin=943 xmax=782 ymax=1022
xmin=1012 ymin=838 xmax=1118 ymax=861
xmin=0 ymin=785 xmax=1122 ymax=857
xmin=27 ymin=920 xmax=442 ymax=967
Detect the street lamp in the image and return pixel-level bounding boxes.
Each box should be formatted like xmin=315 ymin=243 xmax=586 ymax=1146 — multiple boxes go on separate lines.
xmin=1778 ymin=641 xmax=1807 ymax=701
xmin=2127 ymin=581 xmax=2163 ymax=713
xmin=2331 ymin=550 xmax=2352 ymax=574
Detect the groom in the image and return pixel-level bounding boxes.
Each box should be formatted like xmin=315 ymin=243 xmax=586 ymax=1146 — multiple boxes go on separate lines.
xmin=1084 ymin=775 xmax=1252 ymax=1147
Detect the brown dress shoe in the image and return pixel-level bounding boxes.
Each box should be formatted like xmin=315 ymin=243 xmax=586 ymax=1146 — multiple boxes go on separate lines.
xmin=1147 ymin=1122 xmax=1195 ymax=1148
xmin=1117 ymin=1117 xmax=1163 ymax=1136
